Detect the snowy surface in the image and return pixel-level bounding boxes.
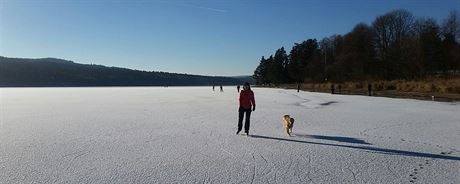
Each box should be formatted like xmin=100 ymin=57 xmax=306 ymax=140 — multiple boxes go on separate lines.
xmin=1 ymin=87 xmax=459 ymax=183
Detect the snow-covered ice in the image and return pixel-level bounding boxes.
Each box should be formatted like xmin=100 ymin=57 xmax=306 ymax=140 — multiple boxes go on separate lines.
xmin=1 ymin=87 xmax=459 ymax=183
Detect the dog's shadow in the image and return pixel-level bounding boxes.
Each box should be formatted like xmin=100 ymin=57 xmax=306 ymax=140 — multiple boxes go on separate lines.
xmin=294 ymin=134 xmax=371 ymax=145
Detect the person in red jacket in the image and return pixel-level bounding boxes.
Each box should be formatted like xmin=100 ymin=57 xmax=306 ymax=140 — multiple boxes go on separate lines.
xmin=237 ymin=82 xmax=256 ymax=136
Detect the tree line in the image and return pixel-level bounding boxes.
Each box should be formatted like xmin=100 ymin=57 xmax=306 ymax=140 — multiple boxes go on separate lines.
xmin=0 ymin=57 xmax=246 ymax=87
xmin=253 ymin=9 xmax=460 ymax=85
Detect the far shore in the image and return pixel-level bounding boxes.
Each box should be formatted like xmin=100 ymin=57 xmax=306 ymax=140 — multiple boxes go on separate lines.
xmin=258 ymin=78 xmax=460 ymax=102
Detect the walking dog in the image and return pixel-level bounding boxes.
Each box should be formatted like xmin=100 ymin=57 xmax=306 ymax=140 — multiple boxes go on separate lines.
xmin=282 ymin=115 xmax=295 ymax=136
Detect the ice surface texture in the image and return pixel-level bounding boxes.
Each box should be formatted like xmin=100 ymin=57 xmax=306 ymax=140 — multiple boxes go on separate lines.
xmin=1 ymin=87 xmax=459 ymax=183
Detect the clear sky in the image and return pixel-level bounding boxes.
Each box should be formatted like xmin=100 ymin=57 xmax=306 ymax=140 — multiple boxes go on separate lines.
xmin=1 ymin=0 xmax=459 ymax=76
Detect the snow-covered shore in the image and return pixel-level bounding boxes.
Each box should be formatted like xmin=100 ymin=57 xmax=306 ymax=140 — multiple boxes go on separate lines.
xmin=1 ymin=87 xmax=459 ymax=183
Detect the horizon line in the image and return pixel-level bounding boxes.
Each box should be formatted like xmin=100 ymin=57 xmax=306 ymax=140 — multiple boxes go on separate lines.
xmin=0 ymin=55 xmax=252 ymax=77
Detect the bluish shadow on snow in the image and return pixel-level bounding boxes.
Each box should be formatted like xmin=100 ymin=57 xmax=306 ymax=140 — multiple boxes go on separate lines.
xmin=319 ymin=101 xmax=338 ymax=106
xmin=249 ymin=135 xmax=460 ymax=161
xmin=295 ymin=134 xmax=371 ymax=145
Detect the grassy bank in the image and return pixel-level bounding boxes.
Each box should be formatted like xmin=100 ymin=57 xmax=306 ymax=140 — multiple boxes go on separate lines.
xmin=266 ymin=78 xmax=460 ymax=102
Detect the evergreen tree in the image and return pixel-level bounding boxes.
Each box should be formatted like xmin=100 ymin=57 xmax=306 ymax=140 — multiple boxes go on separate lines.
xmin=334 ymin=23 xmax=375 ymax=81
xmin=253 ymin=56 xmax=268 ymax=85
xmin=265 ymin=55 xmax=275 ymax=84
xmin=273 ymin=47 xmax=289 ymax=83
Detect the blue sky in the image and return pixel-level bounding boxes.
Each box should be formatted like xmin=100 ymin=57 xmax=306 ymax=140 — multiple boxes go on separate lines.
xmin=1 ymin=0 xmax=459 ymax=76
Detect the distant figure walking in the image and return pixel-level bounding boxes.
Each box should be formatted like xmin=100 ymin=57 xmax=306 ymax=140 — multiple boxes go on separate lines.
xmin=220 ymin=85 xmax=224 ymax=92
xmin=297 ymin=83 xmax=301 ymax=93
xmin=237 ymin=82 xmax=256 ymax=136
xmin=368 ymin=84 xmax=372 ymax=96
xmin=237 ymin=85 xmax=240 ymax=93
xmin=331 ymin=84 xmax=335 ymax=94
xmin=213 ymin=85 xmax=215 ymax=91
xmin=338 ymin=84 xmax=342 ymax=94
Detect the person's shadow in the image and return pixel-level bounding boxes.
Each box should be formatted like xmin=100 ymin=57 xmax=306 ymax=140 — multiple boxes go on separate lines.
xmin=294 ymin=134 xmax=371 ymax=145
xmin=249 ymin=134 xmax=460 ymax=161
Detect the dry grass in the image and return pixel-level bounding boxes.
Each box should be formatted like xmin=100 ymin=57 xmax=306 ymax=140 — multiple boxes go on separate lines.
xmin=391 ymin=78 xmax=460 ymax=93
xmin=271 ymin=77 xmax=460 ymax=101
xmin=295 ymin=78 xmax=460 ymax=93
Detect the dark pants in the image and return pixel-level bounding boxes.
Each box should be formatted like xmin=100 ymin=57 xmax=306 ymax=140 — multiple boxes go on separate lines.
xmin=238 ymin=107 xmax=252 ymax=133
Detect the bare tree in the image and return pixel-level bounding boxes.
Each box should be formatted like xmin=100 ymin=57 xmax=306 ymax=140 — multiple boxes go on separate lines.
xmin=372 ymin=9 xmax=414 ymax=79
xmin=441 ymin=11 xmax=460 ymax=73
xmin=412 ymin=18 xmax=442 ymax=77
xmin=442 ymin=10 xmax=460 ymax=42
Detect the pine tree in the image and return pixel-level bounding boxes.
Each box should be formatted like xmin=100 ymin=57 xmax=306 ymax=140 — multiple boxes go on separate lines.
xmin=253 ymin=56 xmax=268 ymax=85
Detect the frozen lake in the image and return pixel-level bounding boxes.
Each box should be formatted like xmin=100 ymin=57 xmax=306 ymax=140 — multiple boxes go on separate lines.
xmin=1 ymin=87 xmax=459 ymax=183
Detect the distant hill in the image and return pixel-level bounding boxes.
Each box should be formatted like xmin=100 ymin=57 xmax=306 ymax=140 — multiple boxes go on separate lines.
xmin=0 ymin=56 xmax=247 ymax=87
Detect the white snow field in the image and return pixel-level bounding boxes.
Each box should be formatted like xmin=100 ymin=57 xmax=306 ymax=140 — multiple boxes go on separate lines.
xmin=1 ymin=87 xmax=459 ymax=184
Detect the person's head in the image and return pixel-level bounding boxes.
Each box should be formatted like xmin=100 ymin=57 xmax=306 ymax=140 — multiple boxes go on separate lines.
xmin=243 ymin=82 xmax=250 ymax=90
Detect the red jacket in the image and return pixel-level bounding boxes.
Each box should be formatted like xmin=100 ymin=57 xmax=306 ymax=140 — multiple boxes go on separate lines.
xmin=239 ymin=90 xmax=255 ymax=109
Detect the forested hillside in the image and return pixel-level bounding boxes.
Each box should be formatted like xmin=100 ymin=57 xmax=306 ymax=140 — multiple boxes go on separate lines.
xmin=0 ymin=57 xmax=249 ymax=87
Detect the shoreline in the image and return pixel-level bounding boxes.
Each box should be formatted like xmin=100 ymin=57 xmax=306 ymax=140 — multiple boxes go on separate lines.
xmin=259 ymin=84 xmax=460 ymax=102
